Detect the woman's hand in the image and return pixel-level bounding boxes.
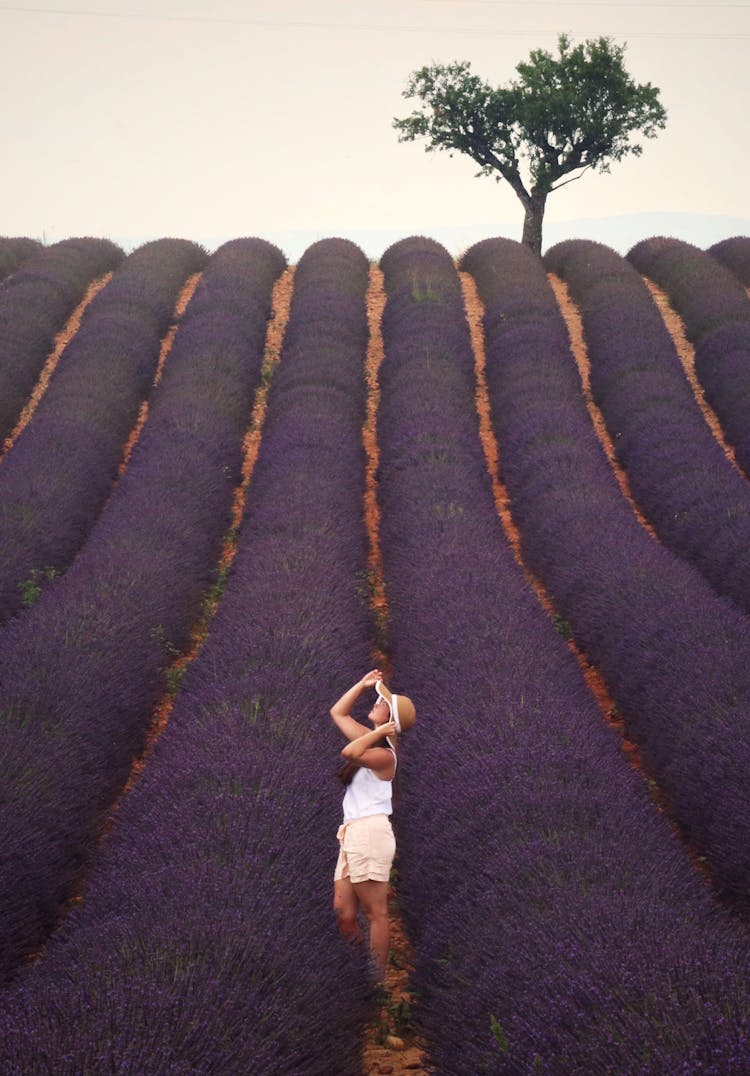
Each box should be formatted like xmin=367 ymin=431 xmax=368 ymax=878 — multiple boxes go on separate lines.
xmin=360 ymin=669 xmax=384 ymax=689
xmin=331 ymin=672 xmax=383 ymax=739
xmin=342 ymin=719 xmax=399 ymax=761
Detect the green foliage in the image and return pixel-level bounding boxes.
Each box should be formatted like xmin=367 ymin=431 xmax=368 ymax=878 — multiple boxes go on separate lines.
xmin=434 ymin=501 xmax=465 ymax=518
xmin=150 ymin=623 xmax=180 ymax=659
xmin=202 ymin=562 xmax=231 ymax=616
xmin=393 ymin=34 xmax=667 ymax=251
xmin=552 ymin=611 xmax=573 ymax=640
xmin=490 ymin=1013 xmax=511 ymax=1053
xmin=19 ymin=565 xmax=60 ymax=607
xmin=410 ymin=272 xmax=443 ymax=303
xmin=394 ymin=34 xmax=666 ymax=191
xmin=150 ymin=624 xmax=185 ymax=696
xmin=388 ymin=995 xmax=415 ymax=1033
xmin=375 ymin=985 xmax=416 ymax=1044
xmin=165 ymin=664 xmax=186 ymax=696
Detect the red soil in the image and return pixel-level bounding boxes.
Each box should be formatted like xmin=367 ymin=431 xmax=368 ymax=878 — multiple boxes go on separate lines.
xmin=52 ymin=264 xmax=425 ymax=1071
xmin=23 ymin=266 xmax=294 ymax=926
xmin=364 ymin=266 xmax=391 ymax=677
xmin=118 ymin=272 xmax=202 ymax=476
xmin=642 ymin=276 xmax=744 ymax=476
xmin=547 ymin=273 xmax=657 ymax=539
xmin=362 ymin=265 xmax=428 ymax=1076
xmin=1 ymin=272 xmax=113 ymax=462
xmin=112 ymin=266 xmax=296 ymax=804
xmin=22 ymin=257 xmax=735 ymax=1056
xmin=460 ymin=272 xmax=643 ymax=772
xmin=548 ymin=273 xmax=744 ymax=885
xmin=44 ymin=267 xmax=296 ymax=950
xmin=461 ymin=271 xmax=732 ymax=895
xmin=225 ymin=266 xmax=296 ymax=539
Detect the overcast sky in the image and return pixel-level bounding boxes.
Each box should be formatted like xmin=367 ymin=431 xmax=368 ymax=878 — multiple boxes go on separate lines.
xmin=1 ymin=0 xmax=748 ymax=256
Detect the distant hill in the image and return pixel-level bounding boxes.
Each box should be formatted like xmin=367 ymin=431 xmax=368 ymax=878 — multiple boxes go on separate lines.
xmin=113 ymin=212 xmax=750 ymax=261
xmin=540 ymin=212 xmax=750 ymax=256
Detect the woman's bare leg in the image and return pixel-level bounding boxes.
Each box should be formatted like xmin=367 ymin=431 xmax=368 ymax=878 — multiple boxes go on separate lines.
xmin=333 ymin=877 xmax=363 ymax=945
xmin=353 ymin=879 xmax=389 ymax=978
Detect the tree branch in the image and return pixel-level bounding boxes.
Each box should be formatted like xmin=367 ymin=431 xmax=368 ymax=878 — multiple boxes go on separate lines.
xmin=549 ymin=163 xmax=596 ymax=191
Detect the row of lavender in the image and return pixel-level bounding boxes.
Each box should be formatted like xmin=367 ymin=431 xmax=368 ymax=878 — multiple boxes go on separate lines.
xmin=0 ymin=237 xmax=41 ymax=282
xmin=0 ymin=237 xmax=123 ymax=444
xmin=0 ymin=238 xmax=208 ymax=626
xmin=462 ymin=236 xmax=750 ymax=916
xmin=0 ymin=239 xmax=374 ymax=1074
xmin=374 ymin=236 xmax=750 ymax=1074
xmin=0 ymin=238 xmax=286 ymax=985
xmin=627 ymin=236 xmax=750 ymax=478
xmin=545 ymin=238 xmax=750 ymax=617
xmin=710 ymin=236 xmax=750 ymax=287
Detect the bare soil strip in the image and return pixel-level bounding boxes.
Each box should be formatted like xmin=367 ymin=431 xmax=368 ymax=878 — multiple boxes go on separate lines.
xmin=0 ymin=273 xmax=113 ymax=462
xmin=461 ymin=271 xmax=723 ymax=889
xmin=547 ymin=273 xmax=657 ymax=538
xmin=363 ymin=267 xmax=390 ymax=675
xmin=362 ymin=265 xmax=428 ymax=1076
xmin=460 ymin=272 xmax=644 ymax=774
xmin=31 ymin=266 xmax=296 ymax=957
xmin=110 ymin=266 xmax=296 ymax=807
xmin=642 ymin=276 xmax=744 ymax=476
xmin=227 ymin=267 xmax=296 ymax=535
xmin=117 ymin=272 xmax=202 ymax=477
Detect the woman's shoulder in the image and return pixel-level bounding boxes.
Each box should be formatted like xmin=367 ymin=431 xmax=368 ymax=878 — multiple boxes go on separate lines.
xmin=357 ymin=746 xmax=396 ymax=781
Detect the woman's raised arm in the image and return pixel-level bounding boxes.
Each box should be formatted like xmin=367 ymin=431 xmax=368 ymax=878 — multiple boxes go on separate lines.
xmin=329 ymin=669 xmax=382 ymax=741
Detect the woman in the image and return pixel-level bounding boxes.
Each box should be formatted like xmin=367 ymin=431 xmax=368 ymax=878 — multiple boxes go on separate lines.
xmin=330 ymin=668 xmax=415 ymax=979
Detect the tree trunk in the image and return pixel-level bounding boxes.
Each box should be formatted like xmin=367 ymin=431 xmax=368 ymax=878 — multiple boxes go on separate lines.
xmin=520 ymin=190 xmax=547 ymax=256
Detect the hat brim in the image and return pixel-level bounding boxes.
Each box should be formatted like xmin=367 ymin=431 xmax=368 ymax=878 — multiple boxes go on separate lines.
xmin=375 ymin=680 xmax=414 ymax=734
xmin=375 ymin=680 xmax=398 ymax=731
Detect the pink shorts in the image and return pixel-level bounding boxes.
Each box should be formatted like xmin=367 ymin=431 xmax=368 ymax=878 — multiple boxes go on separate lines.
xmin=334 ymin=814 xmax=396 ymax=884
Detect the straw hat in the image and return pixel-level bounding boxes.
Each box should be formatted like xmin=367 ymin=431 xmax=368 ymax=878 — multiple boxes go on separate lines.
xmin=375 ymin=680 xmax=416 ymax=734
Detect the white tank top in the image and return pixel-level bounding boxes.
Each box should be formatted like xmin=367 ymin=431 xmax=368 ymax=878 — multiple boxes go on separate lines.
xmin=342 ymin=748 xmax=396 ymax=822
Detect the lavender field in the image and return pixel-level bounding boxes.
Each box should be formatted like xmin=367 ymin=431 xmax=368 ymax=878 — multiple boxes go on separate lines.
xmin=1 ymin=232 xmax=750 ymax=1074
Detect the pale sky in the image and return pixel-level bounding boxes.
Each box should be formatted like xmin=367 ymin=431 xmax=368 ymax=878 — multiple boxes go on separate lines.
xmin=2 ymin=0 xmax=748 ymax=257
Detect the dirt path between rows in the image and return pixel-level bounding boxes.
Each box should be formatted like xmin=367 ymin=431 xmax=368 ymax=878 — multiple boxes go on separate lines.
xmin=460 ymin=270 xmax=731 ymax=893
xmin=43 ymin=262 xmax=424 ymax=1070
xmin=34 ymin=266 xmax=297 ymax=945
xmin=459 ymin=272 xmax=643 ymax=772
xmin=642 ymin=276 xmax=744 ymax=477
xmin=548 ymin=272 xmax=745 ymax=881
xmin=363 ymin=266 xmax=390 ymax=673
xmin=547 ymin=273 xmax=657 ymax=539
xmin=1 ymin=272 xmax=113 ymax=462
xmin=23 ymin=268 xmax=299 ymax=983
xmin=361 ymin=265 xmax=428 ymax=1076
xmin=111 ymin=266 xmax=296 ymax=808
xmin=117 ymin=273 xmax=202 ymax=476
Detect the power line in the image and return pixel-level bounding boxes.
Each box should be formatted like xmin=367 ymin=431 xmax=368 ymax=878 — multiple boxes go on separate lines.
xmin=0 ymin=4 xmax=747 ymax=39
xmin=421 ymin=0 xmax=750 ymax=7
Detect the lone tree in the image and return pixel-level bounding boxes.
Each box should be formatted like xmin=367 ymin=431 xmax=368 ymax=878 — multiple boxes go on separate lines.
xmin=393 ymin=34 xmax=667 ymax=254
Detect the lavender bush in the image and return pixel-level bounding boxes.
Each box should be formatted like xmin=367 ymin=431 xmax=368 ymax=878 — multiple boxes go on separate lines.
xmin=0 ymin=238 xmax=285 ymax=984
xmin=627 ymin=236 xmax=750 ymax=475
xmin=708 ymin=236 xmax=750 ymax=287
xmin=0 ymin=237 xmax=41 ymax=282
xmin=0 ymin=238 xmax=207 ymax=626
xmin=545 ymin=238 xmax=750 ymax=616
xmin=461 ymin=236 xmax=750 ymax=921
xmin=0 ymin=237 xmax=123 ymax=443
xmin=0 ymin=239 xmax=374 ymax=1074
xmin=372 ymin=235 xmax=750 ymax=1073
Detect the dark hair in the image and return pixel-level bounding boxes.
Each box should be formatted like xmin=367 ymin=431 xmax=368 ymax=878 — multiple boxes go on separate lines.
xmin=336 ymin=758 xmax=359 ymax=786
xmin=335 ymin=738 xmax=399 ymax=787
